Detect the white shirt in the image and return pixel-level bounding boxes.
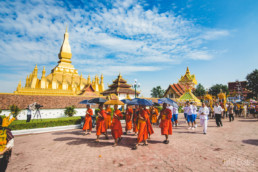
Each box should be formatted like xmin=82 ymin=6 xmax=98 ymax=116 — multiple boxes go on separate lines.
xmin=193 ymin=105 xmax=197 ymax=114
xmin=167 ymin=105 xmax=173 ymax=115
xmin=173 ymin=107 xmax=178 ymax=114
xmin=183 ymin=106 xmax=188 ymax=113
xmin=187 ymin=105 xmax=194 ymax=115
xmin=199 ymin=106 xmax=209 ymax=119
xmin=214 ymin=106 xmax=223 ymax=114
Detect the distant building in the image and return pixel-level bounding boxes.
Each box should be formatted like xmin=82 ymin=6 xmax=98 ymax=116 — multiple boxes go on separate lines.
xmin=164 ymin=67 xmax=197 ymax=98
xmin=228 ymin=81 xmax=252 ymax=99
xmin=102 ymin=74 xmax=140 ymax=100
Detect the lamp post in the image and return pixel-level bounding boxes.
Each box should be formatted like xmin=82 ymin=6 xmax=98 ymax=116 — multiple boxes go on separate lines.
xmin=132 ymin=79 xmax=140 ymax=98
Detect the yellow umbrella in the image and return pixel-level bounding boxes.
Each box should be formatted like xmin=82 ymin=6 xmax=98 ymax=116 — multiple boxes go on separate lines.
xmin=104 ymin=99 xmax=125 ymax=105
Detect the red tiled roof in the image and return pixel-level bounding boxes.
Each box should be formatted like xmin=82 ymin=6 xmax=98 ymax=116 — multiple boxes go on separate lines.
xmin=164 ymin=83 xmax=185 ymax=97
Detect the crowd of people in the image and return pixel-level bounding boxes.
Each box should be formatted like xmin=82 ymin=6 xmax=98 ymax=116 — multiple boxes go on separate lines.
xmin=82 ymin=101 xmax=235 ymax=149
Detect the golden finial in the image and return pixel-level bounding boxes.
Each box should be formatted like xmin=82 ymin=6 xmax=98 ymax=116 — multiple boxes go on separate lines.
xmin=65 ymin=24 xmax=68 ymax=33
xmin=186 ymin=67 xmax=189 ymax=73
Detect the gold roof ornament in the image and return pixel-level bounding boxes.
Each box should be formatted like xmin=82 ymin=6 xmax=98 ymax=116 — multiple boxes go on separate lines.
xmin=178 ymin=67 xmax=197 ymax=89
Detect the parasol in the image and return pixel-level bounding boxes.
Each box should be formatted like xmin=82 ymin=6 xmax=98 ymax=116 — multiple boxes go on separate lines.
xmin=79 ymin=100 xmax=95 ymax=105
xmin=88 ymin=98 xmax=107 ymax=104
xmin=159 ymin=98 xmax=178 ymax=108
xmin=104 ymin=99 xmax=125 ymax=105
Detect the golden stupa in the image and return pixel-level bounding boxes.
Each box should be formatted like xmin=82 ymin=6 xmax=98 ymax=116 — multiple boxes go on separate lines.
xmin=14 ymin=27 xmax=104 ymax=96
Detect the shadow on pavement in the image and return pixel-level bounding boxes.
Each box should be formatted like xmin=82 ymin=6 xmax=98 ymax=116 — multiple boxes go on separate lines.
xmin=174 ymin=131 xmax=203 ymax=134
xmin=238 ymin=120 xmax=258 ymax=122
xmin=53 ymin=135 xmax=137 ymax=148
xmin=242 ymin=139 xmax=258 ymax=146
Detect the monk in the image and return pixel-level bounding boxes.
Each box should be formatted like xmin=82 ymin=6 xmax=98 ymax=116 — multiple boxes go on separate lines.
xmin=133 ymin=105 xmax=139 ymax=136
xmin=132 ymin=105 xmax=149 ymax=150
xmin=105 ymin=105 xmax=112 ymax=139
xmin=125 ymin=105 xmax=133 ymax=134
xmin=82 ymin=105 xmax=93 ymax=135
xmin=150 ymin=106 xmax=159 ymax=124
xmin=145 ymin=107 xmax=154 ymax=139
xmin=96 ymin=104 xmax=107 ymax=142
xmin=111 ymin=105 xmax=123 ymax=146
xmin=157 ymin=103 xmax=172 ymax=144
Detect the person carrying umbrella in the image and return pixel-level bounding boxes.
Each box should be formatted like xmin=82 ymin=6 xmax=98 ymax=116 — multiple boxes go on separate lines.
xmin=104 ymin=105 xmax=112 ymax=139
xmin=82 ymin=104 xmax=93 ymax=135
xmin=157 ymin=103 xmax=173 ymax=144
xmin=110 ymin=105 xmax=123 ymax=146
xmin=95 ymin=104 xmax=107 ymax=142
xmin=104 ymin=98 xmax=124 ymax=146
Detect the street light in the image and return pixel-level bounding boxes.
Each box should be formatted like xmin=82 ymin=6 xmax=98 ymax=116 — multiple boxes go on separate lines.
xmin=132 ymin=79 xmax=140 ymax=98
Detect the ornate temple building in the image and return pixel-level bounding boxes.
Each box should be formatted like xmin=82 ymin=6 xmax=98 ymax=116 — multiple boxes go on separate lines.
xmin=14 ymin=28 xmax=104 ymax=96
xmin=164 ymin=67 xmax=197 ymax=99
xmin=102 ymin=74 xmax=140 ymax=100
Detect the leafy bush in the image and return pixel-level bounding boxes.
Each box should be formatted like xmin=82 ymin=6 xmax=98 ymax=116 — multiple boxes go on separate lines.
xmin=94 ymin=108 xmax=100 ymax=116
xmin=64 ymin=105 xmax=77 ymax=117
xmin=0 ymin=109 xmax=2 ymax=114
xmin=9 ymin=104 xmax=21 ymax=118
xmin=9 ymin=117 xmax=81 ymax=130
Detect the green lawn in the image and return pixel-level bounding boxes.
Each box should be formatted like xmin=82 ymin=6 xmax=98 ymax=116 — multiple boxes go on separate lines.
xmin=6 ymin=116 xmax=82 ymax=130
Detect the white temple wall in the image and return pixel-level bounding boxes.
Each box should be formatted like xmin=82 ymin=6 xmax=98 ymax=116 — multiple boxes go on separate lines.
xmin=0 ymin=108 xmax=96 ymax=120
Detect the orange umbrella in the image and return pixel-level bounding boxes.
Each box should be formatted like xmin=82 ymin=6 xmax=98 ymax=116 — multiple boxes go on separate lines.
xmin=104 ymin=99 xmax=125 ymax=105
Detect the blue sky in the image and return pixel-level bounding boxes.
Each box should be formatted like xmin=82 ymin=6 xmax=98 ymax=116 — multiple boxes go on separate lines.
xmin=0 ymin=0 xmax=257 ymax=97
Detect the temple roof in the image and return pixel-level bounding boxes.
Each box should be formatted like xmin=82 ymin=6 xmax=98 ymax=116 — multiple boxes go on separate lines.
xmin=102 ymin=74 xmax=140 ymax=95
xmin=178 ymin=89 xmax=201 ymax=104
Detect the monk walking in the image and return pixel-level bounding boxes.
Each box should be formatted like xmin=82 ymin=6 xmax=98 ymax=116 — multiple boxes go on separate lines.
xmin=111 ymin=105 xmax=123 ymax=146
xmin=150 ymin=105 xmax=159 ymax=124
xmin=133 ymin=105 xmax=139 ymax=136
xmin=82 ymin=104 xmax=93 ymax=135
xmin=132 ymin=105 xmax=149 ymax=150
xmin=144 ymin=106 xmax=154 ymax=139
xmin=125 ymin=105 xmax=133 ymax=135
xmin=157 ymin=103 xmax=172 ymax=144
xmin=96 ymin=104 xmax=107 ymax=142
xmin=105 ymin=105 xmax=112 ymax=139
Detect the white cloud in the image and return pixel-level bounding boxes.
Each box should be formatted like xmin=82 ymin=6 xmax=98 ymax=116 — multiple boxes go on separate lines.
xmin=0 ymin=0 xmax=229 ymax=93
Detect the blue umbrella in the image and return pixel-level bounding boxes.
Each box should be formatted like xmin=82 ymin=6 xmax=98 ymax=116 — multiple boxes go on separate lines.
xmin=79 ymin=100 xmax=95 ymax=105
xmin=121 ymin=99 xmax=132 ymax=104
xmin=128 ymin=98 xmax=153 ymax=106
xmin=159 ymin=98 xmax=178 ymax=108
xmin=88 ymin=98 xmax=107 ymax=104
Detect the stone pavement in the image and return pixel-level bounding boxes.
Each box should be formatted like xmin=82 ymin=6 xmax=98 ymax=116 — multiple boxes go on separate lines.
xmin=7 ymin=115 xmax=258 ymax=172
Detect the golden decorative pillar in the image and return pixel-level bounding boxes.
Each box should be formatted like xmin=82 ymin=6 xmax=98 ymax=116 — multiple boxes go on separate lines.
xmin=79 ymin=73 xmax=84 ymax=90
xmin=87 ymin=74 xmax=91 ymax=84
xmin=31 ymin=64 xmax=38 ymax=88
xmin=99 ymin=74 xmax=104 ymax=92
xmin=51 ymin=72 xmax=58 ymax=89
xmin=40 ymin=66 xmax=47 ymax=89
xmin=62 ymin=71 xmax=68 ymax=90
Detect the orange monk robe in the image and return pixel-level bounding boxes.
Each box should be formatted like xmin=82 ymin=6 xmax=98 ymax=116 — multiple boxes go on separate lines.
xmin=133 ymin=109 xmax=139 ymax=133
xmin=137 ymin=110 xmax=149 ymax=143
xmin=96 ymin=110 xmax=107 ymax=136
xmin=111 ymin=110 xmax=123 ymax=139
xmin=145 ymin=109 xmax=154 ymax=135
xmin=151 ymin=108 xmax=159 ymax=124
xmin=125 ymin=108 xmax=133 ymax=130
xmin=105 ymin=108 xmax=112 ymax=129
xmin=83 ymin=108 xmax=93 ymax=131
xmin=159 ymin=108 xmax=173 ymax=135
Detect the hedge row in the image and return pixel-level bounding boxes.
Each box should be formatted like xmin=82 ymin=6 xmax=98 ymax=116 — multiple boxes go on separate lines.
xmin=8 ymin=117 xmax=82 ymax=130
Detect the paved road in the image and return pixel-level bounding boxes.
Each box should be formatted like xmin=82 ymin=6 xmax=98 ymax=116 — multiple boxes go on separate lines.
xmin=7 ymin=115 xmax=258 ymax=172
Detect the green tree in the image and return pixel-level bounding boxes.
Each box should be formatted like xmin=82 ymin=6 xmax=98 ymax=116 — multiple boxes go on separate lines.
xmin=151 ymin=86 xmax=165 ymax=98
xmin=193 ymin=83 xmax=206 ymax=97
xmin=64 ymin=105 xmax=77 ymax=117
xmin=208 ymin=84 xmax=229 ymax=96
xmin=9 ymin=104 xmax=21 ymax=118
xmin=246 ymin=69 xmax=258 ymax=99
